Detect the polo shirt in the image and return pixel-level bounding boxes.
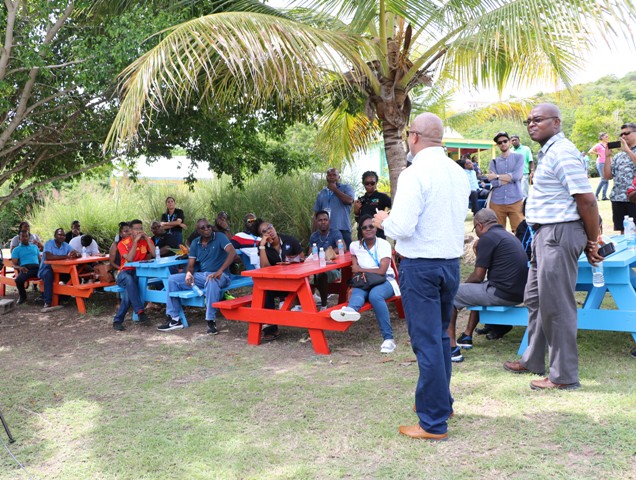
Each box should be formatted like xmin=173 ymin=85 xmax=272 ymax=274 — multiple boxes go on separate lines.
xmin=475 ymin=224 xmax=528 ymax=302
xmin=382 ymin=146 xmax=470 ymax=259
xmin=9 ymin=233 xmax=41 ymax=250
xmin=189 ymin=232 xmax=231 ymax=273
xmin=161 ymin=208 xmax=185 ymax=235
xmin=39 ymin=240 xmax=73 ymax=277
xmin=11 ymin=243 xmax=40 ymax=266
xmin=313 ymin=183 xmax=355 ymax=232
xmin=309 ymin=229 xmax=343 ymax=252
xmin=526 ymin=132 xmax=593 ymax=225
xmin=357 ymin=190 xmax=392 ymax=218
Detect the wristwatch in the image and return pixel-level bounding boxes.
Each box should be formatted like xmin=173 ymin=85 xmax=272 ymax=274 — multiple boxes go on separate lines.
xmin=259 ymin=246 xmax=266 ymax=250
xmin=496 ymin=174 xmax=500 ymax=180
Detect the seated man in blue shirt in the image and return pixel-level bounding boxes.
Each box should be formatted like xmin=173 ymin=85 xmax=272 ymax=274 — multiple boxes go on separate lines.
xmin=39 ymin=228 xmax=79 ymax=311
xmin=159 ymin=218 xmax=237 ymax=334
xmin=308 ymin=210 xmax=344 ymax=310
xmin=11 ymin=230 xmax=42 ymax=305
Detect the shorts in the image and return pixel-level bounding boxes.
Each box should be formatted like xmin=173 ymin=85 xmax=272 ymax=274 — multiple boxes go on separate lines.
xmin=611 ymin=201 xmax=636 ymax=231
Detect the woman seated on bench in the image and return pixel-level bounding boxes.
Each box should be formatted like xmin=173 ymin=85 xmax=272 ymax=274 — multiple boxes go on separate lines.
xmin=330 ymin=215 xmax=400 ymax=354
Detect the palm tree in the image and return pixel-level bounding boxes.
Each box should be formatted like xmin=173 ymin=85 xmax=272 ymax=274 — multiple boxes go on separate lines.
xmin=105 ymin=0 xmax=635 ymax=196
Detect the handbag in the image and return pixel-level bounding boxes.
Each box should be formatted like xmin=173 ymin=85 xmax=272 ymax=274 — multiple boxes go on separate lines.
xmin=93 ymin=264 xmax=115 ymax=283
xmin=350 ymin=271 xmax=386 ymax=290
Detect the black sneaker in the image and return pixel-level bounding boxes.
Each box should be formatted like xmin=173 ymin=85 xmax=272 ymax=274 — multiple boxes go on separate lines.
xmin=207 ymin=321 xmax=219 ymax=335
xmin=630 ymin=348 xmax=636 ymax=359
xmin=475 ymin=326 xmax=491 ymax=335
xmin=457 ymin=333 xmax=473 ymax=349
xmin=16 ymin=297 xmax=27 ymax=305
xmin=113 ymin=322 xmax=126 ymax=331
xmin=137 ymin=311 xmax=149 ymax=324
xmin=157 ymin=318 xmax=183 ymax=331
xmin=451 ymin=346 xmax=464 ymax=363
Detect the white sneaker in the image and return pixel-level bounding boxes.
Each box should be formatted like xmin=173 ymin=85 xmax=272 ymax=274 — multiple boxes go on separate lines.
xmin=380 ymin=339 xmax=396 ymax=353
xmin=330 ymin=307 xmax=360 ymax=322
xmin=291 ymin=305 xmax=303 ymax=312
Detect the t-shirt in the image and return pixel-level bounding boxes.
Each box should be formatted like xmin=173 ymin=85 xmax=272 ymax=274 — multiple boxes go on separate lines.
xmin=591 ymin=143 xmax=607 ymax=164
xmin=357 ymin=191 xmax=392 ymax=219
xmin=189 ymin=232 xmax=231 ymax=273
xmin=117 ymin=237 xmax=150 ymax=270
xmin=313 ymin=183 xmax=355 ymax=232
xmin=512 ymin=144 xmax=534 ymax=174
xmin=309 ymin=229 xmax=343 ymax=252
xmin=475 ymin=224 xmax=528 ymax=302
xmin=262 ymin=233 xmax=303 ymax=266
xmin=349 ymin=238 xmax=399 ymax=296
xmin=11 ymin=243 xmax=40 ymax=266
xmin=39 ymin=240 xmax=73 ymax=277
xmin=69 ymin=235 xmax=99 ymax=256
xmin=10 ymin=233 xmax=42 ymax=250
xmin=161 ymin=208 xmax=185 ymax=235
xmin=65 ymin=231 xmax=83 ymax=243
xmin=151 ymin=233 xmax=179 ymax=257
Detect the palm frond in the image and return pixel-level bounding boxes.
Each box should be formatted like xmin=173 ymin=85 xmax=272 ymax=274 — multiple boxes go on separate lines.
xmin=445 ymin=99 xmax=534 ymax=132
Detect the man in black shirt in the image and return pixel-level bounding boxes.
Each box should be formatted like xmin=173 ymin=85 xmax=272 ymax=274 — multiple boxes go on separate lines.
xmin=150 ymin=221 xmax=179 ymax=257
xmin=448 ymin=208 xmax=529 ymax=362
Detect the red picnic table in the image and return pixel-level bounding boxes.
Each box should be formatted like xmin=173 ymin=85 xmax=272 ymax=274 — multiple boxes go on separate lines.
xmin=213 ymin=253 xmax=356 ymax=354
xmin=45 ymin=255 xmax=115 ymax=313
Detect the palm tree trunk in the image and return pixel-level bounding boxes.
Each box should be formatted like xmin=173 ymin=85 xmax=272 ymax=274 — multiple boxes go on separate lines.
xmin=381 ymin=124 xmax=407 ymax=199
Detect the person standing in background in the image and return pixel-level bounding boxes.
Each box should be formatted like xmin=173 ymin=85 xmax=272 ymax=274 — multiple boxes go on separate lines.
xmin=161 ymin=196 xmax=186 ymax=245
xmin=589 ymin=132 xmax=609 ymax=201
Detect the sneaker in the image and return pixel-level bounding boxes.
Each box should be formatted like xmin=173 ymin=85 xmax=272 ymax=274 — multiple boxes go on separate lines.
xmin=223 ymin=291 xmax=235 ymax=300
xmin=291 ymin=305 xmax=303 ymax=312
xmin=456 ymin=333 xmax=473 ymax=349
xmin=113 ymin=322 xmax=126 ymax=331
xmin=451 ymin=346 xmax=464 ymax=362
xmin=16 ymin=297 xmax=27 ymax=305
xmin=475 ymin=326 xmax=491 ymax=335
xmin=207 ymin=321 xmax=219 ymax=335
xmin=330 ymin=307 xmax=360 ymax=322
xmin=137 ymin=311 xmax=149 ymax=324
xmin=319 ymin=306 xmax=328 ymax=312
xmin=380 ymin=339 xmax=396 ymax=353
xmin=157 ymin=318 xmax=183 ymax=331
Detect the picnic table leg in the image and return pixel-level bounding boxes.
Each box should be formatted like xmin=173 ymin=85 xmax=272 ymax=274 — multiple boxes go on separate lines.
xmin=307 ymin=328 xmax=330 ymax=355
xmin=247 ymin=323 xmax=262 ymax=345
xmin=51 ymin=270 xmax=60 ymax=307
xmin=517 ymin=328 xmax=529 ymax=356
xmin=75 ymin=297 xmax=87 ymax=314
xmin=396 ymin=298 xmax=405 ymax=319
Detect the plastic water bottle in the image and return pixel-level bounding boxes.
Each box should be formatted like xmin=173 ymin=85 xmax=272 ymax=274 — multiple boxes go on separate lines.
xmin=192 ymin=284 xmax=204 ymax=296
xmin=592 ymin=262 xmax=605 ymax=288
xmin=319 ymin=247 xmax=326 ymax=267
xmin=81 ymin=246 xmax=87 ymax=258
xmin=623 ymin=215 xmax=634 ymax=246
xmin=629 ymin=217 xmax=636 ymax=251
xmin=337 ymin=238 xmax=345 ymax=257
xmin=155 ymin=245 xmax=161 ymax=261
xmin=312 ymin=243 xmax=318 ymax=262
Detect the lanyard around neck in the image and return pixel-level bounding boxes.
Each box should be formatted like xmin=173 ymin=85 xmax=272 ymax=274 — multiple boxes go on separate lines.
xmin=362 ymin=240 xmax=379 ymax=267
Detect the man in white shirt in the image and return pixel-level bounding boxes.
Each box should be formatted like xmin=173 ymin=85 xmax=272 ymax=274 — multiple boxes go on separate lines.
xmin=374 ymin=113 xmax=470 ymax=441
xmin=69 ymin=234 xmax=100 ymax=256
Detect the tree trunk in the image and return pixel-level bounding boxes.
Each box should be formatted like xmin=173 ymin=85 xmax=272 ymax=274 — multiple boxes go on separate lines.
xmin=381 ymin=124 xmax=406 ymax=199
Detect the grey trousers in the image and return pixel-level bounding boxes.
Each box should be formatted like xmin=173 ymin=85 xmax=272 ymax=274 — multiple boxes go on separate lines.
xmin=521 ymin=221 xmax=587 ymax=384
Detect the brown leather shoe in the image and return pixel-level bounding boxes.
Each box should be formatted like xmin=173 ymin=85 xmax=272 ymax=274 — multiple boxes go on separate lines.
xmin=503 ymin=360 xmax=544 ymax=376
xmin=412 ymin=404 xmax=455 ymax=420
xmin=398 ymin=424 xmax=448 ymax=441
xmin=530 ymin=377 xmax=581 ymax=391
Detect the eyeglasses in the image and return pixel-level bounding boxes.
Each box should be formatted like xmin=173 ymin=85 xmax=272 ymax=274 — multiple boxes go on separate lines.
xmin=361 ymin=225 xmax=375 ymax=231
xmin=523 ymin=116 xmax=558 ymax=126
xmin=620 ymin=131 xmax=634 ymax=137
xmin=199 ymin=224 xmax=213 ymax=230
xmin=496 ymin=139 xmax=509 ymax=145
xmin=364 ymin=181 xmax=376 ymax=186
xmin=259 ymin=224 xmax=274 ymax=235
xmin=406 ymin=130 xmax=423 ymax=137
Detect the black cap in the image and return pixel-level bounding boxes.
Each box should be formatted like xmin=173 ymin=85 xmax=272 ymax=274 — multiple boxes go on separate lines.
xmin=493 ymin=131 xmax=510 ymax=143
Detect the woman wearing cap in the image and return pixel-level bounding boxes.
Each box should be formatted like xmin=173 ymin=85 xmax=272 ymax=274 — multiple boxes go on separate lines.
xmin=487 ymin=131 xmax=525 ymax=233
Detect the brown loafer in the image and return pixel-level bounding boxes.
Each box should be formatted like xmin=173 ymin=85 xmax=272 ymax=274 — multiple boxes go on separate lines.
xmin=412 ymin=404 xmax=455 ymax=420
xmin=398 ymin=424 xmax=448 ymax=441
xmin=530 ymin=377 xmax=581 ymax=391
xmin=503 ymin=360 xmax=544 ymax=376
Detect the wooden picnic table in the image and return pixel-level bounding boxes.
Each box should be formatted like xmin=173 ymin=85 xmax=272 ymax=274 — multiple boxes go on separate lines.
xmin=45 ymin=255 xmax=115 ymax=313
xmin=214 ymin=253 xmax=354 ymax=355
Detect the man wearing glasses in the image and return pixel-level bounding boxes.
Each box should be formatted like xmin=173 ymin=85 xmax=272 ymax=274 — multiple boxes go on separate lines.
xmin=603 ymin=123 xmax=636 ymax=233
xmin=486 ymin=131 xmax=525 ymax=233
xmin=160 ymin=218 xmax=236 ymax=334
xmin=503 ymin=103 xmax=601 ymax=390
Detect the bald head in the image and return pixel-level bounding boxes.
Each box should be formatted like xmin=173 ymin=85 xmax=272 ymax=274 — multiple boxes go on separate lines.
xmin=527 ymin=102 xmax=562 ymax=146
xmin=408 ymin=113 xmax=444 ymax=156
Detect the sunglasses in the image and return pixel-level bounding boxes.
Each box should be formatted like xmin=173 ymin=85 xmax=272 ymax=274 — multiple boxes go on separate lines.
xmin=361 ymin=224 xmax=375 ymax=231
xmin=522 ymin=116 xmax=558 ymax=126
xmin=246 ymin=218 xmax=256 ymax=224
xmin=620 ymin=131 xmax=634 ymax=137
xmin=199 ymin=224 xmax=213 ymax=230
xmin=364 ymin=181 xmax=376 ymax=186
xmin=496 ymin=139 xmax=509 ymax=145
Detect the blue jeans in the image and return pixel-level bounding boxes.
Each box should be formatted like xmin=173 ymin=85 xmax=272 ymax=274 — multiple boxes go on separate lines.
xmin=167 ymin=272 xmax=230 ymax=320
xmin=38 ymin=267 xmax=54 ymax=304
xmin=399 ymin=257 xmax=460 ymax=435
xmin=114 ymin=269 xmax=144 ymax=323
xmin=595 ymin=163 xmax=608 ymax=199
xmin=348 ymin=281 xmax=395 ymax=340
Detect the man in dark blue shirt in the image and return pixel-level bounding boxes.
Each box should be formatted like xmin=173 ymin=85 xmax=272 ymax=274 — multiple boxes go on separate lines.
xmin=308 ymin=210 xmax=344 ymax=309
xmin=159 ymin=218 xmax=236 ymax=334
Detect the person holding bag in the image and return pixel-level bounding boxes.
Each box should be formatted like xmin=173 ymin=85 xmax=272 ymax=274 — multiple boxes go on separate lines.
xmin=330 ymin=215 xmax=400 ymax=353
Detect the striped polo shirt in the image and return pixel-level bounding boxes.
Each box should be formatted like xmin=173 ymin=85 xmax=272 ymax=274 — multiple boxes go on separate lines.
xmin=526 ymin=132 xmax=592 ymax=226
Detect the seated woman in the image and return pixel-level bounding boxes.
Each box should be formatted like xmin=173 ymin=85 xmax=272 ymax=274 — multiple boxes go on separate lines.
xmin=252 ymin=218 xmax=304 ymax=341
xmin=330 ymin=215 xmax=400 ymax=353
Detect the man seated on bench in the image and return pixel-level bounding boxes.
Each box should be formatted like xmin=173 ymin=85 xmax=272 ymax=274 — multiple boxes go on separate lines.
xmin=11 ymin=230 xmax=41 ymax=305
xmin=69 ymin=234 xmax=100 ymax=256
xmin=39 ymin=228 xmax=80 ymax=312
xmin=309 ymin=210 xmax=344 ymax=310
xmin=230 ymin=213 xmax=261 ymax=269
xmin=159 ymin=218 xmax=236 ymax=334
xmin=448 ymin=208 xmax=528 ymax=362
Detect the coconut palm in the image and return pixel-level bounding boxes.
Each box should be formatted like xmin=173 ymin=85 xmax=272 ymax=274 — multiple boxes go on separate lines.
xmin=105 ymin=0 xmax=635 ymax=196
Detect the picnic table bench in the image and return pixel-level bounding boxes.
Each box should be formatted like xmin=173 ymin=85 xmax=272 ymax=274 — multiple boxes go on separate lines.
xmin=0 ymin=258 xmax=42 ymax=297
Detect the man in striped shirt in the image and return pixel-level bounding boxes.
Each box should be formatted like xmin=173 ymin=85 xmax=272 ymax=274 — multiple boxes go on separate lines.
xmin=503 ymin=103 xmax=602 ymax=390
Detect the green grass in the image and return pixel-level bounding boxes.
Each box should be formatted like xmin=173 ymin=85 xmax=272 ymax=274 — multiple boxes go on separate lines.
xmin=1 ymin=177 xmax=634 ymax=479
